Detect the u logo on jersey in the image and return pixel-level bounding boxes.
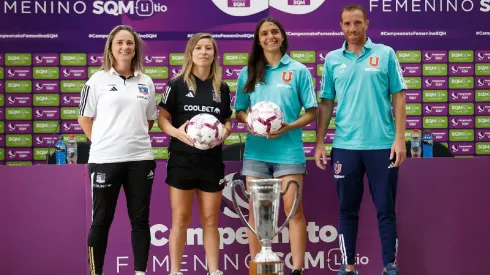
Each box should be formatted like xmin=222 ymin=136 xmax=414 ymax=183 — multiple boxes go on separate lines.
xmin=368 ymin=56 xmax=380 ymax=67
xmin=334 ymin=163 xmax=342 ymax=174
xmin=282 ymin=71 xmax=293 ymax=83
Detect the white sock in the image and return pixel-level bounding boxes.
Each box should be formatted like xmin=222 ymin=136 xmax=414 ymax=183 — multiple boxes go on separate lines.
xmin=135 ymin=272 xmax=145 ymax=275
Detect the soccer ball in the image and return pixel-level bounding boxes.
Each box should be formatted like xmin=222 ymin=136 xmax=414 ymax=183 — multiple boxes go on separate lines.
xmin=186 ymin=113 xmax=224 ymax=150
xmin=247 ymin=101 xmax=284 ymax=137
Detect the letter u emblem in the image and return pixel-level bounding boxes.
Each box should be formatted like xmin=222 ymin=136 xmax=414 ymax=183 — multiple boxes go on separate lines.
xmin=282 ymin=71 xmax=293 ymax=83
xmin=369 ymin=57 xmax=380 ymax=67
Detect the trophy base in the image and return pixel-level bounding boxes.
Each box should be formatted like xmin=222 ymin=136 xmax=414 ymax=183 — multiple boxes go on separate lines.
xmin=249 ymin=260 xmax=283 ymax=275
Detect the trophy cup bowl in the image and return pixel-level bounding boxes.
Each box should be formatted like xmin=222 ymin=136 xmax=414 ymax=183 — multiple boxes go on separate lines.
xmin=231 ymin=178 xmax=300 ymax=275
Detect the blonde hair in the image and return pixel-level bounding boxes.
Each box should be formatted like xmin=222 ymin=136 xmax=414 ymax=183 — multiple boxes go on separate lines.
xmin=101 ymin=25 xmax=145 ymax=73
xmin=174 ymin=33 xmax=222 ymax=99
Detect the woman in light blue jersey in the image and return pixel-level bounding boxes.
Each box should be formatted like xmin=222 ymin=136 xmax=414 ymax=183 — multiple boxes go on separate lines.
xmin=234 ymin=16 xmax=318 ymax=275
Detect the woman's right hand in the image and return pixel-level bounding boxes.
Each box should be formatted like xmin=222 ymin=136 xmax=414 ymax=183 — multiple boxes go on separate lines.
xmin=173 ymin=120 xmax=194 ymax=147
xmin=244 ymin=115 xmax=257 ymax=136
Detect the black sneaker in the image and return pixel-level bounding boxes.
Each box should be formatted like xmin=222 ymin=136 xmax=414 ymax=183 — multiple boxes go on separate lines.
xmin=291 ymin=267 xmax=305 ymax=275
xmin=337 ymin=264 xmax=359 ymax=275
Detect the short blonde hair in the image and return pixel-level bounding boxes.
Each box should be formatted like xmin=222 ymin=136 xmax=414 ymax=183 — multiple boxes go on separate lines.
xmin=174 ymin=33 xmax=222 ymax=99
xmin=101 ymin=25 xmax=145 ymax=73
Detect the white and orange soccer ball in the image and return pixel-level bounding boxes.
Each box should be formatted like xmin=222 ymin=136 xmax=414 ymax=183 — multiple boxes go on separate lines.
xmin=186 ymin=114 xmax=224 ymax=150
xmin=247 ymin=101 xmax=284 ymax=137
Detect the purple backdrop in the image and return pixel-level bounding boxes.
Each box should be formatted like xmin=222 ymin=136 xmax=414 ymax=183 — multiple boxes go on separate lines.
xmin=1 ymin=159 xmax=490 ymax=274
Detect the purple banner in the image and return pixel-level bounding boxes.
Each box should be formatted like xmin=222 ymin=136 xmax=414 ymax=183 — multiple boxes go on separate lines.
xmin=0 ymin=135 xmax=4 ymax=147
xmin=153 ymin=80 xmax=168 ymax=93
xmin=476 ymin=51 xmax=490 ymax=62
xmin=449 ymin=143 xmax=475 ymax=155
xmin=476 ymin=130 xmax=490 ymax=141
xmin=144 ymin=54 xmax=169 ymax=66
xmin=6 ymin=148 xmax=33 ymax=161
xmin=33 ymin=53 xmax=59 ymax=66
xmin=33 ymin=80 xmax=59 ymax=93
xmin=61 ymin=67 xmax=87 ymax=80
xmin=324 ymin=130 xmax=335 ymax=143
xmin=303 ymin=120 xmax=317 ymax=130
xmin=0 ymin=107 xmax=4 ymax=120
xmin=149 ymin=133 xmax=170 ymax=146
xmin=449 ymin=90 xmax=474 ymax=102
xmin=6 ymin=94 xmax=32 ymax=107
xmin=401 ymin=64 xmax=421 ymax=76
xmin=423 ymin=103 xmax=448 ymax=116
xmin=0 ymin=54 xmax=3 ymax=66
xmin=423 ymin=77 xmax=448 ymax=89
xmin=33 ymin=134 xmax=59 ymax=147
xmin=431 ymin=129 xmax=449 ymax=142
xmin=476 ymin=77 xmax=490 ymax=88
xmin=6 ymin=121 xmax=32 ymax=134
xmin=406 ymin=117 xmax=422 ymax=129
xmin=404 ymin=90 xmax=422 ymax=102
xmin=33 ymin=107 xmax=60 ymax=120
xmin=476 ymin=103 xmax=490 ymax=115
xmin=303 ymin=143 xmax=314 ymax=156
xmin=0 ymin=80 xmax=4 ymax=93
xmin=449 ymin=64 xmax=474 ymax=76
xmin=232 ymin=119 xmax=247 ymax=133
xmin=61 ymin=95 xmax=81 ymax=107
xmin=423 ymin=51 xmax=448 ymax=63
xmin=87 ymin=53 xmax=104 ymax=66
xmin=222 ymin=66 xmax=243 ymax=80
xmin=61 ymin=121 xmax=83 ymax=134
xmin=6 ymin=67 xmax=32 ymax=80
xmin=450 ymin=116 xmax=475 ymax=129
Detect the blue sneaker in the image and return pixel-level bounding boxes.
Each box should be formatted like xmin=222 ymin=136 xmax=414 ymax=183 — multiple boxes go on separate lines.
xmin=382 ymin=263 xmax=399 ymax=275
xmin=337 ymin=264 xmax=358 ymax=275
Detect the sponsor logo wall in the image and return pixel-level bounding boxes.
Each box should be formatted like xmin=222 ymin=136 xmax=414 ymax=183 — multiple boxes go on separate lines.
xmin=0 ymin=0 xmax=489 ymax=165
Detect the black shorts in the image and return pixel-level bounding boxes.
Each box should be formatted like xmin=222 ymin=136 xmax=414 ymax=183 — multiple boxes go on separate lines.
xmin=166 ymin=151 xmax=225 ymax=192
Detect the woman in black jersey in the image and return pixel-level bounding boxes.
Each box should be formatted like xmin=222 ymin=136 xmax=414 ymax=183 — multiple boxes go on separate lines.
xmin=157 ymin=33 xmax=232 ymax=275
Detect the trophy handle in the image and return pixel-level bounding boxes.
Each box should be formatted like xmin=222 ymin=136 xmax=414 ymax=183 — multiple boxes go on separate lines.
xmin=277 ymin=179 xmax=301 ymax=235
xmin=230 ymin=180 xmax=257 ymax=235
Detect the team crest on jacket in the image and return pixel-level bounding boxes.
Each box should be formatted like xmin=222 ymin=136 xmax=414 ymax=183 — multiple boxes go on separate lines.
xmin=138 ymin=84 xmax=149 ymax=95
xmin=282 ymin=71 xmax=293 ymax=83
xmin=368 ymin=56 xmax=380 ymax=67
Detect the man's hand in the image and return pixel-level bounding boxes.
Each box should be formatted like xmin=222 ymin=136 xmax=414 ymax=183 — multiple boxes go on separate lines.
xmin=390 ymin=138 xmax=407 ymax=167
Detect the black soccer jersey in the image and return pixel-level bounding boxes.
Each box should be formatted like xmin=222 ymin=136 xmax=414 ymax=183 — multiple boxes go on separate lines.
xmin=159 ymin=75 xmax=232 ymax=155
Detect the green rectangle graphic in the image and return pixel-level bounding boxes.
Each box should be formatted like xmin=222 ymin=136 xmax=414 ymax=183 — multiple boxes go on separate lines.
xmin=449 ymin=103 xmax=474 ymax=115
xmin=61 ymin=80 xmax=85 ymax=93
xmin=34 ymin=94 xmax=60 ymax=106
xmin=396 ymin=51 xmax=421 ymax=63
xmin=423 ymin=90 xmax=448 ymax=102
xmin=33 ymin=67 xmax=60 ymax=79
xmin=290 ymin=51 xmax=316 ymax=63
xmin=423 ymin=64 xmax=447 ymax=76
xmin=169 ymin=53 xmax=184 ymax=65
xmin=61 ymin=107 xmax=79 ymax=119
xmin=33 ymin=121 xmax=60 ymax=133
xmin=448 ymin=50 xmax=474 ymax=63
xmin=5 ymin=80 xmax=32 ymax=93
xmin=404 ymin=77 xmax=422 ymax=89
xmin=476 ymin=64 xmax=490 ymax=76
xmin=223 ymin=53 xmax=248 ymax=65
xmin=5 ymin=53 xmax=32 ymax=66
xmin=0 ymin=67 xmax=3 ymax=79
xmin=476 ymin=90 xmax=490 ymax=102
xmin=144 ymin=67 xmax=168 ymax=79
xmin=449 ymin=77 xmax=474 ymax=89
xmin=449 ymin=129 xmax=474 ymax=142
xmin=6 ymin=108 xmax=32 ymax=120
xmin=423 ymin=116 xmax=448 ymax=128
xmin=406 ymin=103 xmax=422 ymax=115
xmin=6 ymin=134 xmax=33 ymax=147
xmin=60 ymin=53 xmax=87 ymax=66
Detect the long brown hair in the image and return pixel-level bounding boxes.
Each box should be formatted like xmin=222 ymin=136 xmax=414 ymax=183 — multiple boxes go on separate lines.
xmin=173 ymin=33 xmax=222 ymax=98
xmin=101 ymin=25 xmax=145 ymax=73
xmin=243 ymin=17 xmax=288 ymax=93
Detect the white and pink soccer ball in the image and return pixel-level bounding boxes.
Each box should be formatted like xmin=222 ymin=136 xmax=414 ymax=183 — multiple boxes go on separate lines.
xmin=186 ymin=113 xmax=224 ymax=150
xmin=247 ymin=101 xmax=284 ymax=137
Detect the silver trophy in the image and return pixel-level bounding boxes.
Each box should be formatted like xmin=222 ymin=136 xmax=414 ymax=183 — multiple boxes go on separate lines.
xmin=231 ymin=179 xmax=300 ymax=275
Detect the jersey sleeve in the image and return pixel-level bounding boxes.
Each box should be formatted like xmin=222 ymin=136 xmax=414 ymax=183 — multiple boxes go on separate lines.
xmin=388 ymin=47 xmax=407 ymax=94
xmin=78 ymin=76 xmax=97 ymax=117
xmin=146 ymin=80 xmax=158 ymax=120
xmin=298 ymin=66 xmax=318 ymax=109
xmin=319 ymin=54 xmax=336 ymax=100
xmin=234 ymin=67 xmax=250 ymax=112
xmin=221 ymin=82 xmax=233 ymax=119
xmin=158 ymin=79 xmax=178 ymax=116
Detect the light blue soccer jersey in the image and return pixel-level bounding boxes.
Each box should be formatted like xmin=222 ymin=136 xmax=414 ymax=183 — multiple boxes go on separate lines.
xmin=320 ymin=38 xmax=406 ymax=150
xmin=235 ymin=54 xmax=318 ymax=164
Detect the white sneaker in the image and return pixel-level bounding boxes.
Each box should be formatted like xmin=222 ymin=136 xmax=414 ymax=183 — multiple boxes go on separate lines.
xmin=169 ymin=272 xmax=183 ymax=275
xmin=208 ymin=270 xmax=224 ymax=275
